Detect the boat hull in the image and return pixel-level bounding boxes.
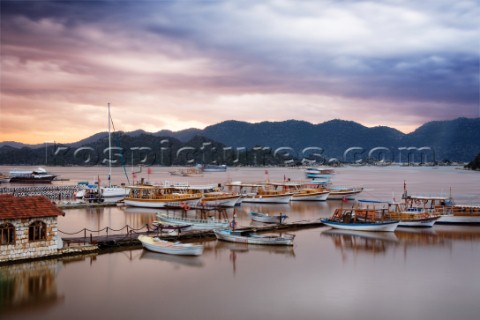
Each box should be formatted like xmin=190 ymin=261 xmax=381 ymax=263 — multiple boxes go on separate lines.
xmin=291 ymin=191 xmax=329 ymax=201
xmin=138 ymin=235 xmax=203 ymax=256
xmin=241 ymin=194 xmax=293 ymax=204
xmin=9 ymin=176 xmax=56 ymax=183
xmin=397 ymin=216 xmax=439 ymax=228
xmin=327 ymin=190 xmax=363 ymax=200
xmin=321 ymin=219 xmax=399 ymax=232
xmin=124 ymin=197 xmax=200 ymax=208
xmin=200 ymin=195 xmax=241 ymax=207
xmin=214 ymin=230 xmax=294 ymax=246
xmin=435 ymin=215 xmax=480 ymax=225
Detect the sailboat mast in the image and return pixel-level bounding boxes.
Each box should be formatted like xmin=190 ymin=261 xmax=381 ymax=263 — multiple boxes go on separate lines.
xmin=108 ymin=102 xmax=112 ymax=187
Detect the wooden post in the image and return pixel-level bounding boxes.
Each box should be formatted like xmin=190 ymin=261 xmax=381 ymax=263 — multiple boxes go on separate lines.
xmin=106 ymin=227 xmax=109 ymax=239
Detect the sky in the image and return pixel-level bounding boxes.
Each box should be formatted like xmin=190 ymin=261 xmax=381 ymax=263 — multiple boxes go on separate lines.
xmin=1 ymin=0 xmax=479 ymax=144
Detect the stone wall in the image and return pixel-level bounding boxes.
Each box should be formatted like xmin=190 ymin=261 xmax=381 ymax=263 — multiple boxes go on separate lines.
xmin=0 ymin=217 xmax=61 ymax=262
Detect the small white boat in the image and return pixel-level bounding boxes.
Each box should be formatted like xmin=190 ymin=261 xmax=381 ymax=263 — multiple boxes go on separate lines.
xmin=156 ymin=212 xmax=230 ymax=230
xmin=214 ymin=229 xmax=295 ymax=246
xmin=248 ymin=211 xmax=288 ymax=224
xmin=137 ymin=235 xmax=204 ymax=256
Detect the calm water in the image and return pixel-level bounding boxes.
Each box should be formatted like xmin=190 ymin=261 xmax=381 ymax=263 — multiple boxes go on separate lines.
xmin=1 ymin=166 xmax=480 ymax=320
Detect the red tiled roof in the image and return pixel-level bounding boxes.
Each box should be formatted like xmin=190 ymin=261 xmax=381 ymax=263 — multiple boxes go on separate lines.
xmin=0 ymin=195 xmax=65 ymax=220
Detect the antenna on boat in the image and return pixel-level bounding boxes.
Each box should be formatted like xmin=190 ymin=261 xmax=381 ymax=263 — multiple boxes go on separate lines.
xmin=108 ymin=102 xmax=112 ymax=188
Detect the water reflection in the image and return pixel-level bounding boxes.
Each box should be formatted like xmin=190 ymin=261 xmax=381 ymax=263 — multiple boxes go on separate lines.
xmin=322 ymin=229 xmax=399 ymax=260
xmin=214 ymin=240 xmax=295 ymax=274
xmin=323 ymin=226 xmax=480 ymax=263
xmin=139 ymin=250 xmax=204 ymax=268
xmin=0 ymin=257 xmax=96 ymax=316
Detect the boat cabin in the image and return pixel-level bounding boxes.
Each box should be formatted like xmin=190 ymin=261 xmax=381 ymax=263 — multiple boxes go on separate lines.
xmin=0 ymin=195 xmax=65 ymax=262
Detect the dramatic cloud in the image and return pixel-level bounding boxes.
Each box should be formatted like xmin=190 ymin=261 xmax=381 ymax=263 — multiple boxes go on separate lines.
xmin=1 ymin=0 xmax=478 ymax=143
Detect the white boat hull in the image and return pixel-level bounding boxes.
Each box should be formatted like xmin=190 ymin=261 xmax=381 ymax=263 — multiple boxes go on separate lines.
xmin=321 ymin=219 xmax=399 ymax=232
xmin=200 ymin=196 xmax=241 ymax=207
xmin=328 ymin=190 xmax=363 ymax=200
xmin=241 ymin=194 xmax=293 ymax=204
xmin=291 ymin=192 xmax=329 ymax=201
xmin=436 ymin=215 xmax=480 ymax=225
xmin=138 ymin=235 xmax=203 ymax=256
xmin=214 ymin=230 xmax=294 ymax=246
xmin=397 ymin=217 xmax=439 ymax=228
xmin=124 ymin=198 xmax=200 ymax=208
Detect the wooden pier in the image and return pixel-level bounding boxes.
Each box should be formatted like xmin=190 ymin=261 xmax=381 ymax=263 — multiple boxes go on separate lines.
xmin=62 ymin=219 xmax=324 ymax=252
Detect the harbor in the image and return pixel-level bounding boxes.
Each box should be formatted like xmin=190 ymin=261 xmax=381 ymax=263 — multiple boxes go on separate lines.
xmin=1 ymin=165 xmax=479 ymax=320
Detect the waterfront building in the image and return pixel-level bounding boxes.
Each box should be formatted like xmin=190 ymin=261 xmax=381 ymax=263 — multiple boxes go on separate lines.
xmin=0 ymin=195 xmax=65 ymax=262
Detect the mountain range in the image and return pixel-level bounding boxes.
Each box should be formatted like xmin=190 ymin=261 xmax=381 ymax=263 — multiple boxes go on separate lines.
xmin=0 ymin=117 xmax=479 ymax=165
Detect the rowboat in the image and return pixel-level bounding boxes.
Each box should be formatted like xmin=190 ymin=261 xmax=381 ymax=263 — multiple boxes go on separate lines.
xmin=214 ymin=228 xmax=295 ymax=246
xmin=321 ymin=207 xmax=399 ymax=232
xmin=138 ymin=235 xmax=204 ymax=256
xmin=248 ymin=211 xmax=288 ymax=224
xmin=156 ymin=212 xmax=230 ymax=230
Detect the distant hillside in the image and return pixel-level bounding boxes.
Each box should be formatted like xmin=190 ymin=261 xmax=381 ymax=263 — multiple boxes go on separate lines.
xmin=1 ymin=117 xmax=479 ymax=165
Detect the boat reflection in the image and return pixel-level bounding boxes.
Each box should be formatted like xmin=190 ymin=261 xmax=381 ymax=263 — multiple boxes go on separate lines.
xmin=0 ymin=259 xmax=65 ymax=315
xmin=139 ymin=249 xmax=204 ymax=268
xmin=214 ymin=239 xmax=295 ymax=274
xmin=322 ymin=228 xmax=399 ymax=258
xmin=214 ymin=240 xmax=296 ymax=257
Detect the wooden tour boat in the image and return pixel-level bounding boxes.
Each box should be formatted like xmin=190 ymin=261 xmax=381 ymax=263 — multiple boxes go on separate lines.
xmin=321 ymin=207 xmax=400 ymax=232
xmin=123 ymin=184 xmax=202 ymax=208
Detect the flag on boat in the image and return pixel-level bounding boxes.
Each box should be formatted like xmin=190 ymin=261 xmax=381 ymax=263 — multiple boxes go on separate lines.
xmin=342 ymin=196 xmax=348 ymax=203
xmin=265 ymin=170 xmax=268 ymax=175
xmin=147 ymin=167 xmax=152 ymax=175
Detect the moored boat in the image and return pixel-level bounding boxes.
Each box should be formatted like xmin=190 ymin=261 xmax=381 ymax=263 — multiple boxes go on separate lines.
xmin=304 ymin=167 xmax=335 ymax=179
xmin=196 ymin=164 xmax=227 ymax=172
xmin=321 ymin=207 xmax=400 ymax=232
xmin=225 ymin=182 xmax=293 ymax=204
xmin=9 ymin=167 xmax=56 ymax=183
xmin=156 ymin=212 xmax=230 ymax=230
xmin=214 ymin=228 xmax=295 ymax=246
xmin=435 ymin=204 xmax=480 ymax=225
xmin=358 ymin=199 xmax=440 ymax=228
xmin=248 ymin=211 xmax=288 ymax=224
xmin=137 ymin=235 xmax=204 ymax=256
xmin=268 ymin=182 xmax=330 ymax=201
xmin=124 ymin=184 xmax=202 ymax=208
